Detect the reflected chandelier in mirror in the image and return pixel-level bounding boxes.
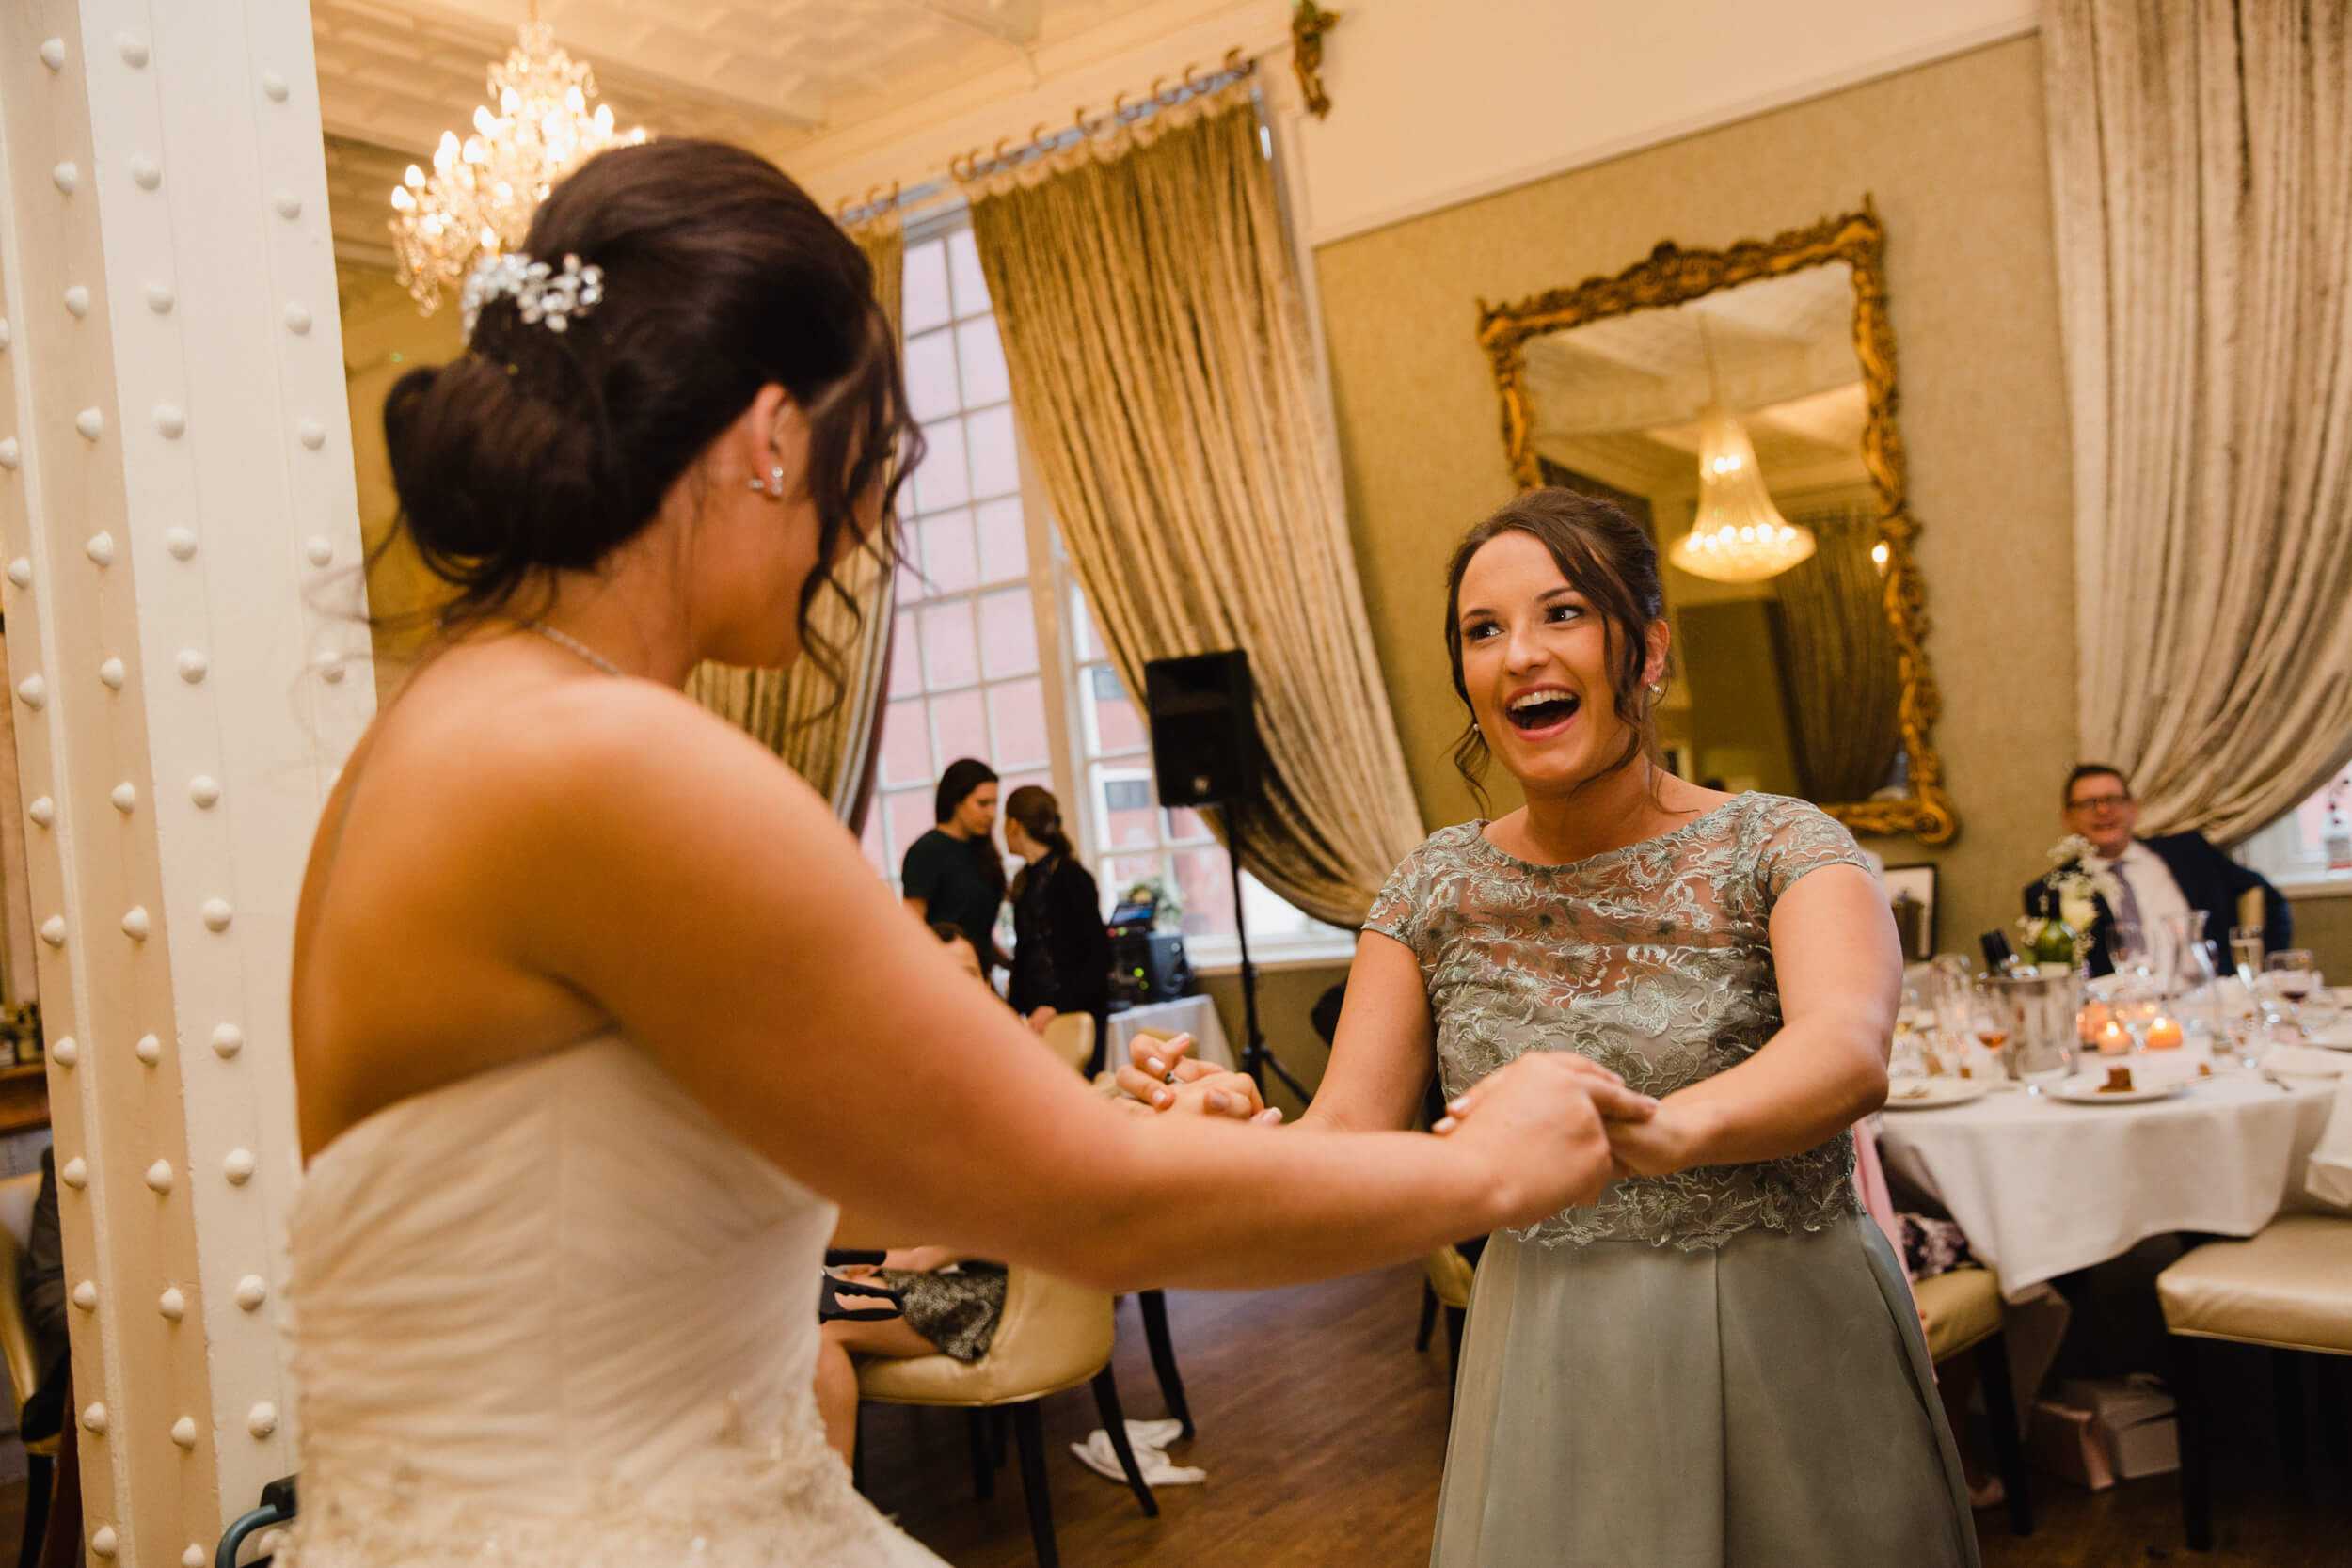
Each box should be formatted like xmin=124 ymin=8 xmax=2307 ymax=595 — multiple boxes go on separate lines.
xmin=1475 ymin=202 xmax=1954 ymax=846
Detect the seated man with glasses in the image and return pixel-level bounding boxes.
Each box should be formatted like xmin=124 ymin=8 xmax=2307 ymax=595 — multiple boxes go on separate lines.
xmin=2026 ymin=763 xmax=2292 ymax=976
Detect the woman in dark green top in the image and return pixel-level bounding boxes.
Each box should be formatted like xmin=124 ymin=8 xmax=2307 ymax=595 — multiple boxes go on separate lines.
xmin=899 ymin=757 xmax=1008 ymax=972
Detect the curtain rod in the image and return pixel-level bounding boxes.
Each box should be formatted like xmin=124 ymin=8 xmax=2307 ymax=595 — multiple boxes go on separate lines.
xmin=835 ymin=49 xmax=1258 ymax=228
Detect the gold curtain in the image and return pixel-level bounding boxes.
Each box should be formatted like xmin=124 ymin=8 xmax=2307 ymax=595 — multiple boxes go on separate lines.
xmin=687 ymin=214 xmax=903 ymax=828
xmin=2046 ymin=0 xmax=2352 ymax=839
xmin=1771 ymin=504 xmax=1902 ymax=801
xmin=963 ymin=85 xmax=1424 ymax=927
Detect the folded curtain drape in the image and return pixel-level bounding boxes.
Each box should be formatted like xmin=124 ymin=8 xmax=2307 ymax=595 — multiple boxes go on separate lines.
xmin=2045 ymin=0 xmax=2352 ymax=840
xmin=962 ymin=84 xmax=1425 ymax=927
xmin=686 ymin=214 xmax=904 ymax=830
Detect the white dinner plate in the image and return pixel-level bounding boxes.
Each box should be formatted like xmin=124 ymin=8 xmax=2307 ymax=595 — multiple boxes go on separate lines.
xmin=1883 ymin=1076 xmax=1988 ymax=1110
xmin=2049 ymin=1074 xmax=2185 ymax=1105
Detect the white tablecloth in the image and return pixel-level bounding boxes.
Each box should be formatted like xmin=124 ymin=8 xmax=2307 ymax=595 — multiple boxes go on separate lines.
xmin=1105 ymin=995 xmax=1234 ymax=1073
xmin=1877 ymin=1071 xmax=2339 ymax=1300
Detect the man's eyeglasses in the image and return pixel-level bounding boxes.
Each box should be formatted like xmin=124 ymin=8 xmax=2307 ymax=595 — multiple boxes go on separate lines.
xmin=2066 ymin=793 xmax=2132 ymax=810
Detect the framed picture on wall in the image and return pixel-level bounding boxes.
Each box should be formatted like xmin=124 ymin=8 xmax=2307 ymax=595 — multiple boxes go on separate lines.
xmin=1883 ymin=863 xmax=1937 ymax=961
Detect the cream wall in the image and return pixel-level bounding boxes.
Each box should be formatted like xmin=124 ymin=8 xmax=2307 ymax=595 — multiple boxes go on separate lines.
xmin=1313 ymin=36 xmax=2075 ymax=957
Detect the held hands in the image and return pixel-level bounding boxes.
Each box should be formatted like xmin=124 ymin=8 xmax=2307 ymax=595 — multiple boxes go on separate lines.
xmin=1116 ymin=1034 xmax=1284 ymax=1125
xmin=1428 ymin=1053 xmax=1646 ymax=1224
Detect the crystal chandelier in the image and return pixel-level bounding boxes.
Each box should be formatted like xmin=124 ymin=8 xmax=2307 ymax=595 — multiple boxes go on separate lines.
xmin=1665 ymin=406 xmax=1818 ymax=583
xmin=388 ymin=14 xmax=646 ymax=315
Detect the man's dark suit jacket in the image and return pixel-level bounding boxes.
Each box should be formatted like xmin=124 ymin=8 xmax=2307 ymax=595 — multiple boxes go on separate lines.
xmin=2023 ymin=832 xmax=2293 ymax=978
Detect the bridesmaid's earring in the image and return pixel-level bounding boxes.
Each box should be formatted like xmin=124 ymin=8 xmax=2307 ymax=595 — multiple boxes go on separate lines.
xmin=747 ymin=465 xmax=786 ymax=499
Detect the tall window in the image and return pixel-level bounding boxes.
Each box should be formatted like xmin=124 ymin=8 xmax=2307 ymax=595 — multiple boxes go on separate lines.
xmin=2242 ymin=763 xmax=2352 ymax=887
xmin=863 ymin=215 xmax=1352 ymax=963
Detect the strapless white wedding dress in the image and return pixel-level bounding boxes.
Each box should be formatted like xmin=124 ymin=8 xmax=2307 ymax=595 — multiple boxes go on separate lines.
xmin=286 ymin=1035 xmax=946 ymax=1565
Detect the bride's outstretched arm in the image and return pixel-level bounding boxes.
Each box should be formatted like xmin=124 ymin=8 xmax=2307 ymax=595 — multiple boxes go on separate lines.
xmin=515 ymin=684 xmax=1619 ymax=1293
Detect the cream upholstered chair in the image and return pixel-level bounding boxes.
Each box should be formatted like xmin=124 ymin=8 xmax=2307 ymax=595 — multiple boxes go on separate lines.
xmin=0 ymin=1171 xmax=60 ymax=1568
xmin=856 ymin=1266 xmax=1155 ymax=1567
xmin=2156 ymin=1215 xmax=2352 ymax=1552
xmin=1912 ymin=1264 xmax=2031 ymax=1536
xmin=1038 ymin=1012 xmax=1095 ymax=1076
xmin=1416 ymin=1244 xmax=1476 ymax=1404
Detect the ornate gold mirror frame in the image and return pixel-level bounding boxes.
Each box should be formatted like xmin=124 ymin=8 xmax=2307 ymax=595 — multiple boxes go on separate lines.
xmin=1475 ymin=202 xmax=1956 ymax=845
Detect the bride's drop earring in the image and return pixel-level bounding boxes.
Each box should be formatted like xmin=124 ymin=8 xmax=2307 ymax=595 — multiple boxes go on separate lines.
xmin=747 ymin=465 xmax=786 ymax=498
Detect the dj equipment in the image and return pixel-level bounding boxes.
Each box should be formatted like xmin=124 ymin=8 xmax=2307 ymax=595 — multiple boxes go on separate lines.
xmin=1143 ymin=651 xmax=1258 ymax=808
xmin=1112 ymin=930 xmax=1193 ymax=1006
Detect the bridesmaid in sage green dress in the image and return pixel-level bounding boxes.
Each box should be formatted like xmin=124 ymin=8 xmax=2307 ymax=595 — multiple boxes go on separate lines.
xmin=1126 ymin=489 xmax=1976 ymax=1567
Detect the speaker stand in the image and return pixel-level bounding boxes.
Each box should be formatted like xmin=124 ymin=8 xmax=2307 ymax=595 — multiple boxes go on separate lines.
xmin=1221 ymin=792 xmax=1311 ymax=1108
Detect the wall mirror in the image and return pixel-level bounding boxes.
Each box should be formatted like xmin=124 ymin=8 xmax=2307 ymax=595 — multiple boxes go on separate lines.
xmin=1477 ymin=206 xmax=1955 ymax=844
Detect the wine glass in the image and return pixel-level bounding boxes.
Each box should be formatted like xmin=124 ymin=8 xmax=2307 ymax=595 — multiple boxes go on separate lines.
xmin=2228 ymin=927 xmax=2265 ymax=987
xmin=2266 ymin=950 xmax=2319 ymax=1003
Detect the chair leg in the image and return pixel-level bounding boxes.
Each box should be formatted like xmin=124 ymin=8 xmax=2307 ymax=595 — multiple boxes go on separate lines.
xmin=1415 ymin=1280 xmax=1438 ymax=1351
xmin=15 ymin=1452 xmax=50 ymax=1568
xmin=967 ymin=1408 xmax=995 ymax=1502
xmin=1443 ymin=1306 xmax=1466 ymax=1378
xmin=1137 ymin=1289 xmax=1195 ymax=1441
xmin=1091 ymin=1366 xmax=1160 ymax=1518
xmin=2272 ymin=1347 xmax=2306 ymax=1477
xmin=2172 ymin=1337 xmax=2215 ymax=1553
xmin=991 ymin=1406 xmax=1009 ymax=1469
xmin=1011 ymin=1401 xmax=1058 ymax=1568
xmin=1974 ymin=1332 xmax=2033 ymax=1538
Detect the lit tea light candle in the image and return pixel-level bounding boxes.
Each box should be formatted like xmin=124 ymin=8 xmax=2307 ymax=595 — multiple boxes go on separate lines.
xmin=2097 ymin=1019 xmax=2129 ymax=1055
xmin=2144 ymin=1015 xmax=2183 ymax=1050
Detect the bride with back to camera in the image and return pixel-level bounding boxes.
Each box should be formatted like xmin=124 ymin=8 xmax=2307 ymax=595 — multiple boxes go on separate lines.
xmin=1130 ymin=489 xmax=1979 ymax=1566
xmin=282 ymin=138 xmax=1656 ymax=1565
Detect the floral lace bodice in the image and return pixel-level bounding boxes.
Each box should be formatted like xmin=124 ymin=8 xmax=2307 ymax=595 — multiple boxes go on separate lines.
xmin=1364 ymin=793 xmax=1873 ymax=1250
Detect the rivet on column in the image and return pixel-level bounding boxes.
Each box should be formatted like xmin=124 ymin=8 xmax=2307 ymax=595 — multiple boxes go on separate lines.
xmin=120 ymin=906 xmax=150 ymax=940
xmin=261 ymin=71 xmax=289 ymax=101
xmin=0 ymin=441 xmax=17 ymax=471
xmin=63 ymin=287 xmax=89 ymax=318
xmin=59 ymin=1157 xmax=85 ymax=1189
xmin=296 ymin=418 xmax=326 ymax=449
xmin=166 ymin=529 xmax=197 ymax=560
xmin=130 ymin=157 xmax=161 ymax=191
xmin=28 ymin=797 xmax=53 ymax=827
xmin=0 ymin=319 xmax=8 ymax=351
xmin=247 ymin=1402 xmax=278 ymax=1438
xmin=183 ymin=1547 xmax=206 ymax=1568
xmin=119 ymin=34 xmax=150 ymax=68
xmin=273 ymin=190 xmax=301 ymax=218
xmin=4 ymin=562 xmax=24 ymax=589
xmin=202 ymin=899 xmax=233 ymax=932
xmin=135 ymin=1035 xmax=161 ymax=1067
xmin=223 ymin=1148 xmax=255 ymax=1184
xmin=306 ymin=536 xmax=333 ymax=566
xmin=52 ymin=164 xmax=78 ymax=195
xmin=178 ymin=649 xmax=208 ymax=683
xmin=49 ymin=1036 xmax=74 ymax=1066
xmin=145 ymin=1159 xmax=174 ymax=1195
xmin=38 ymin=917 xmax=63 ymax=948
xmin=211 ymin=1023 xmax=243 ymax=1058
xmin=158 ymin=1286 xmax=185 ymax=1322
xmin=74 ymin=408 xmax=103 ymax=441
xmin=81 ymin=1402 xmax=106 ymax=1434
xmin=88 ymin=1527 xmax=116 ymax=1561
xmin=38 ymin=40 xmax=66 ymax=71
xmin=315 ymin=651 xmax=346 ymax=683
xmin=110 ymin=782 xmax=135 ymax=811
xmin=190 ymin=775 xmax=221 ymax=807
xmin=17 ymin=674 xmax=48 ymax=709
xmin=71 ymin=1281 xmax=95 ymax=1312
xmin=284 ymin=302 xmax=311 ymax=335
xmin=146 ymin=281 xmax=174 ymax=314
xmin=234 ymin=1275 xmax=267 ymax=1311
xmin=154 ymin=404 xmax=184 ymax=436
xmin=86 ymin=531 xmax=114 ymax=566
xmin=169 ymin=1417 xmax=197 ymax=1450
xmin=99 ymin=660 xmax=126 ymax=691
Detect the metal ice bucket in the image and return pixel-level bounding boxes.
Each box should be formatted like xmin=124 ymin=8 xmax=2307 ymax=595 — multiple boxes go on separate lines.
xmin=1979 ymin=970 xmax=2082 ymax=1086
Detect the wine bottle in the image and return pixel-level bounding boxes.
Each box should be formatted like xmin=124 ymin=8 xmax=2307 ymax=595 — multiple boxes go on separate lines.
xmin=1979 ymin=930 xmax=2025 ymax=976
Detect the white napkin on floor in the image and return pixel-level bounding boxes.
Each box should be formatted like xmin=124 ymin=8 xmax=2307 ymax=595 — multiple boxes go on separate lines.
xmin=1069 ymin=1419 xmax=1206 ymax=1486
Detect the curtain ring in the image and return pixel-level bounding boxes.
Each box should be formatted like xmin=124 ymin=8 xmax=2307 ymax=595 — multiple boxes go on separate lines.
xmin=1111 ymin=90 xmax=1130 ymax=119
xmin=1149 ymin=75 xmax=1169 ymax=102
xmin=1182 ymin=61 xmax=1205 ymax=94
xmin=1222 ymin=46 xmax=1245 ymax=72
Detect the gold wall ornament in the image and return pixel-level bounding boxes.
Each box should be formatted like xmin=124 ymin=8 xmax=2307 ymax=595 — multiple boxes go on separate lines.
xmin=1475 ymin=203 xmax=1957 ymax=846
xmin=1292 ymin=2 xmax=1341 ymax=119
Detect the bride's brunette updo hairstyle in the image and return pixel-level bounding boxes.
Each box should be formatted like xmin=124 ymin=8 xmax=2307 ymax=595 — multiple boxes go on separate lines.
xmin=381 ymin=138 xmax=916 ymax=692
xmin=1442 ymin=487 xmax=1669 ymax=809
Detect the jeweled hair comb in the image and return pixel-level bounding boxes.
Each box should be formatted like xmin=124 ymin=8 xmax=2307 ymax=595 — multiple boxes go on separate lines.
xmin=460 ymin=250 xmax=605 ymax=341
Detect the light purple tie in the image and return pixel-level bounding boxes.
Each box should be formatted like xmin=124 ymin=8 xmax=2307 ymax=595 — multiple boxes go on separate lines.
xmin=2108 ymin=862 xmax=2144 ymax=953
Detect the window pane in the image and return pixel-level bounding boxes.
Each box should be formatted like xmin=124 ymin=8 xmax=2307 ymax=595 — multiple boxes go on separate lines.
xmin=917 ymin=508 xmax=977 ymax=595
xmin=1103 ymin=854 xmax=1167 ymax=909
xmin=887 ymin=610 xmax=919 ymax=698
xmin=919 ymin=599 xmax=977 ymax=687
xmin=880 ymin=697 xmax=933 ymax=787
xmin=978 ymin=590 xmax=1039 ymax=678
xmin=976 ymin=497 xmax=1029 ymax=583
xmin=946 ymin=228 xmax=991 ymax=318
xmin=886 ymin=791 xmax=935 ymax=877
xmin=1001 ymin=768 xmax=1052 ymax=803
xmin=1173 ymin=847 xmax=1238 ymax=937
xmin=930 ymin=688 xmax=987 ymax=767
xmin=1085 ymin=664 xmax=1148 ymax=754
xmin=1093 ymin=765 xmax=1161 ymax=851
xmin=988 ymin=677 xmax=1049 ymax=769
xmin=966 ymin=405 xmax=1020 ymax=499
xmin=1167 ymin=806 xmax=1215 ymax=843
xmin=956 ymin=315 xmax=1010 ymax=407
xmin=902 ymin=327 xmax=961 ymax=422
xmin=914 ymin=418 xmax=970 ymax=511
xmin=1241 ymin=870 xmax=1319 ymax=939
xmin=902 ymin=238 xmax=951 ymax=334
xmin=1069 ymin=589 xmax=1104 ymax=662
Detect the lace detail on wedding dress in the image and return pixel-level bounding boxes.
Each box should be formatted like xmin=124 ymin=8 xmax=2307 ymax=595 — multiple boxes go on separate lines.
xmin=285 ymin=1037 xmax=945 ymax=1567
xmin=1364 ymin=794 xmax=1872 ymax=1251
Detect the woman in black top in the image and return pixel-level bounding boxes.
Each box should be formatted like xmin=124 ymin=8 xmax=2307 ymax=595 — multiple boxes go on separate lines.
xmin=1002 ymin=785 xmax=1113 ymax=1069
xmin=898 ymin=757 xmax=1007 ymax=972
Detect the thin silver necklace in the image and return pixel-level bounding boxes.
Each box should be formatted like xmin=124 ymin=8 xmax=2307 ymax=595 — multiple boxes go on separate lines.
xmin=522 ymin=618 xmax=625 ymax=677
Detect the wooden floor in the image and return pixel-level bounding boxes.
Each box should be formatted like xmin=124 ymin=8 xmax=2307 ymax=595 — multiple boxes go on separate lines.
xmin=4 ymin=1264 xmax=2341 ymax=1565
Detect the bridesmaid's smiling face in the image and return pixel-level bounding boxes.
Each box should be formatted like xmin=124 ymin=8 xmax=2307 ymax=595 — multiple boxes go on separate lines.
xmin=1454 ymin=531 xmax=1666 ymax=798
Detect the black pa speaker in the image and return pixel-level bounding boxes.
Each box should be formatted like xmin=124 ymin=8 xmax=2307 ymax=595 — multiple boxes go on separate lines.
xmin=1143 ymin=651 xmax=1258 ymax=807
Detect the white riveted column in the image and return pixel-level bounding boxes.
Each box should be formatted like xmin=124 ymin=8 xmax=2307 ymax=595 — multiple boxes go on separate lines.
xmin=0 ymin=3 xmax=373 ymax=1556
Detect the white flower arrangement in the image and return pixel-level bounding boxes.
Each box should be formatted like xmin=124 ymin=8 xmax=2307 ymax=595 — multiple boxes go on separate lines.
xmin=2034 ymin=832 xmax=2123 ymax=940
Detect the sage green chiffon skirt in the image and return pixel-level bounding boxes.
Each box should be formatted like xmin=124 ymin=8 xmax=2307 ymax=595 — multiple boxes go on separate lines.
xmin=1430 ymin=1214 xmax=1979 ymax=1568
